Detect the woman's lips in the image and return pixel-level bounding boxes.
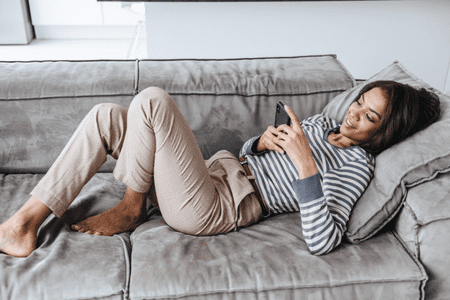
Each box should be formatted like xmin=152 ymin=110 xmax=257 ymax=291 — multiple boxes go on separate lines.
xmin=346 ymin=119 xmax=354 ymax=128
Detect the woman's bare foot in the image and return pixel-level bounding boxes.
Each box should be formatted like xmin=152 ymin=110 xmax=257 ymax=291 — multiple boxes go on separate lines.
xmin=0 ymin=219 xmax=38 ymax=258
xmin=71 ymin=187 xmax=147 ymax=236
xmin=0 ymin=196 xmax=52 ymax=257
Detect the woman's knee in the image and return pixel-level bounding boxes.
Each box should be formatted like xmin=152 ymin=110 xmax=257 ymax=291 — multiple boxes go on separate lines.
xmin=92 ymin=102 xmax=126 ymax=114
xmin=139 ymin=86 xmax=170 ymax=98
xmin=91 ymin=103 xmax=127 ymax=125
xmin=89 ymin=103 xmax=128 ymax=148
xmin=131 ymin=87 xmax=175 ymax=113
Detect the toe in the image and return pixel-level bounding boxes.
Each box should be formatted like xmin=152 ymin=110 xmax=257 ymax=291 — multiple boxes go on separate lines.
xmin=77 ymin=226 xmax=87 ymax=233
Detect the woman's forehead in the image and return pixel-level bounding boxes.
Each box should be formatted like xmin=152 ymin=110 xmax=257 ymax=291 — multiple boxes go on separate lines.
xmin=364 ymin=87 xmax=388 ymax=117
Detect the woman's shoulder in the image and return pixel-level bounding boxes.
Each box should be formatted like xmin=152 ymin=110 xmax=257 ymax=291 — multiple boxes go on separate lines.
xmin=344 ymin=146 xmax=376 ymax=174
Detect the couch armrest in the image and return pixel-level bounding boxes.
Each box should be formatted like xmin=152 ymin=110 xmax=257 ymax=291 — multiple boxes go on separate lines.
xmin=394 ymin=171 xmax=450 ymax=300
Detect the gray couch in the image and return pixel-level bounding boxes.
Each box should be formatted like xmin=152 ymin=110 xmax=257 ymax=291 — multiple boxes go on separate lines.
xmin=0 ymin=55 xmax=449 ymax=300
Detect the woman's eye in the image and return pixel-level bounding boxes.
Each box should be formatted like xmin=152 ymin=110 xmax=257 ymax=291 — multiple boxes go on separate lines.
xmin=356 ymin=100 xmax=362 ymax=106
xmin=366 ymin=114 xmax=374 ymax=122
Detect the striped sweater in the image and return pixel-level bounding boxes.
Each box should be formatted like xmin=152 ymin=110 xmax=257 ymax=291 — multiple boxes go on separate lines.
xmin=239 ymin=114 xmax=375 ymax=255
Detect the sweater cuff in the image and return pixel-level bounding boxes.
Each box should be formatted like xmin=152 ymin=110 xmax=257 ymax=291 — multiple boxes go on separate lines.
xmin=292 ymin=174 xmax=324 ymax=204
xmin=243 ymin=135 xmax=263 ymax=155
xmin=250 ymin=136 xmax=262 ymax=154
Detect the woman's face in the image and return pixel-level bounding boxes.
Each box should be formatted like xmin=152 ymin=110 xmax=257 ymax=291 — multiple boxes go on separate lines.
xmin=341 ymin=87 xmax=388 ymax=144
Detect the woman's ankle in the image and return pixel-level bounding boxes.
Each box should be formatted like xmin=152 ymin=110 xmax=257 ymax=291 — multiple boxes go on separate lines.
xmin=14 ymin=196 xmax=52 ymax=230
xmin=0 ymin=196 xmax=51 ymax=257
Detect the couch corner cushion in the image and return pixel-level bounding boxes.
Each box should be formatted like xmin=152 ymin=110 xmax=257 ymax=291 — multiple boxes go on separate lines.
xmin=128 ymin=213 xmax=426 ymax=300
xmin=322 ymin=61 xmax=450 ymax=244
xmin=394 ymin=171 xmax=450 ymax=300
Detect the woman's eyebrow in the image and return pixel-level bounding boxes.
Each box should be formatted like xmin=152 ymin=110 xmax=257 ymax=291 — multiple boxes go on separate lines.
xmin=370 ymin=108 xmax=382 ymax=119
xmin=362 ymin=94 xmax=382 ymax=119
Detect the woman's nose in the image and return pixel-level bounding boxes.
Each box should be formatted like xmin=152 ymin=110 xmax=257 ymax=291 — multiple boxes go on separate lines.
xmin=349 ymin=108 xmax=360 ymax=121
xmin=353 ymin=106 xmax=364 ymax=121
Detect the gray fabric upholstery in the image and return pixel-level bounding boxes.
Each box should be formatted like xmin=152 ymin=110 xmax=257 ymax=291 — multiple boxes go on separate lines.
xmin=394 ymin=171 xmax=450 ymax=300
xmin=130 ymin=213 xmax=426 ymax=300
xmin=138 ymin=56 xmax=355 ymax=159
xmin=0 ymin=56 xmax=353 ymax=173
xmin=0 ymin=173 xmax=131 ymax=300
xmin=0 ymin=56 xmax=433 ymax=300
xmin=0 ymin=60 xmax=136 ymax=173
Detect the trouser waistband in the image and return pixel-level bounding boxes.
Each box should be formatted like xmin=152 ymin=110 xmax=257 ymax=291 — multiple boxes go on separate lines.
xmin=239 ymin=156 xmax=270 ymax=217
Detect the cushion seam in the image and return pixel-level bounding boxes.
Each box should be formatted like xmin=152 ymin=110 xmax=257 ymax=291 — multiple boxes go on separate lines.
xmin=0 ymin=93 xmax=136 ymax=102
xmin=118 ymin=235 xmax=132 ymax=300
xmin=0 ymin=59 xmax=135 ymax=63
xmin=392 ymin=229 xmax=428 ymax=300
xmin=62 ymin=291 xmax=125 ymax=300
xmin=137 ymin=54 xmax=338 ymax=62
xmin=131 ymin=278 xmax=427 ymax=300
xmin=0 ymin=89 xmax=354 ymax=102
xmin=0 ymin=55 xmax=338 ymax=65
xmin=403 ymin=202 xmax=422 ymax=258
xmin=157 ymin=89 xmax=350 ymax=97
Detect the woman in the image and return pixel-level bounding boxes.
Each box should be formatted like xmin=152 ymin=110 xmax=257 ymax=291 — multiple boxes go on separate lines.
xmin=0 ymin=81 xmax=440 ymax=257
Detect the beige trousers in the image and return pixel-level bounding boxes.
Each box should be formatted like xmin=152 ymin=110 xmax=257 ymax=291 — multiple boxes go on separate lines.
xmin=31 ymin=87 xmax=262 ymax=235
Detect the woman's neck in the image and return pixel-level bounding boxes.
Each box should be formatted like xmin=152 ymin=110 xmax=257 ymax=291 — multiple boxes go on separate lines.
xmin=327 ymin=131 xmax=357 ymax=148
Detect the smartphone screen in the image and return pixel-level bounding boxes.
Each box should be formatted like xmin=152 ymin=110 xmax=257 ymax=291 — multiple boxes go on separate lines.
xmin=274 ymin=101 xmax=291 ymax=127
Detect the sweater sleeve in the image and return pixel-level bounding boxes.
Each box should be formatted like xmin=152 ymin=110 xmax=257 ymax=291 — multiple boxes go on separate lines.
xmin=292 ymin=159 xmax=373 ymax=255
xmin=239 ymin=135 xmax=265 ymax=158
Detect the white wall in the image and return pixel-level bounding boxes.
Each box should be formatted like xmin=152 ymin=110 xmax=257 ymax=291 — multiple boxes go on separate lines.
xmin=29 ymin=0 xmax=145 ymax=39
xmin=145 ymin=1 xmax=450 ymax=93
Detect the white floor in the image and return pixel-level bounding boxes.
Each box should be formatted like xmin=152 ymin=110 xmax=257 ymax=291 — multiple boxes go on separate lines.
xmin=0 ymin=39 xmax=147 ymax=61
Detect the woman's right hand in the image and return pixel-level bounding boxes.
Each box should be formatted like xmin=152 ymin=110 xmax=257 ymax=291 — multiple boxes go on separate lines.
xmin=256 ymin=126 xmax=285 ymax=154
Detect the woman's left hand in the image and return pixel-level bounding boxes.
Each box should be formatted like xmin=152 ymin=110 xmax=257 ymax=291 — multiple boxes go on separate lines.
xmin=276 ymin=106 xmax=318 ymax=179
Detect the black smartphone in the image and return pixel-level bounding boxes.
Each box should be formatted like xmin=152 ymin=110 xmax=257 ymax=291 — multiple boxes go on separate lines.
xmin=274 ymin=101 xmax=291 ymax=128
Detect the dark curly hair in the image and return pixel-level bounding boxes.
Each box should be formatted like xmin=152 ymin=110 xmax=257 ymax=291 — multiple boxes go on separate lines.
xmin=354 ymin=80 xmax=441 ymax=155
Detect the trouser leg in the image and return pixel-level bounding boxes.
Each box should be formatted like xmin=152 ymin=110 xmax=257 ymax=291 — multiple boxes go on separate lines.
xmin=31 ymin=103 xmax=128 ymax=218
xmin=33 ymin=86 xmax=236 ymax=235
xmin=113 ymin=87 xmax=231 ymax=235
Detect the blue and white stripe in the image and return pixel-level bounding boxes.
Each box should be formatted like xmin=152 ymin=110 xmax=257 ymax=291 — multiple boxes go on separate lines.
xmin=239 ymin=114 xmax=375 ymax=255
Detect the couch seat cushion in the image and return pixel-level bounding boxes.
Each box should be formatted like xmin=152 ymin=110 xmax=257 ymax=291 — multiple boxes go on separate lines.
xmin=129 ymin=213 xmax=426 ymax=300
xmin=0 ymin=173 xmax=131 ymax=300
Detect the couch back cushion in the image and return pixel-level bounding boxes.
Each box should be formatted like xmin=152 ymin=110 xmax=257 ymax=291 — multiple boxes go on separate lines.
xmin=0 ymin=60 xmax=137 ymax=173
xmin=0 ymin=55 xmax=354 ymax=173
